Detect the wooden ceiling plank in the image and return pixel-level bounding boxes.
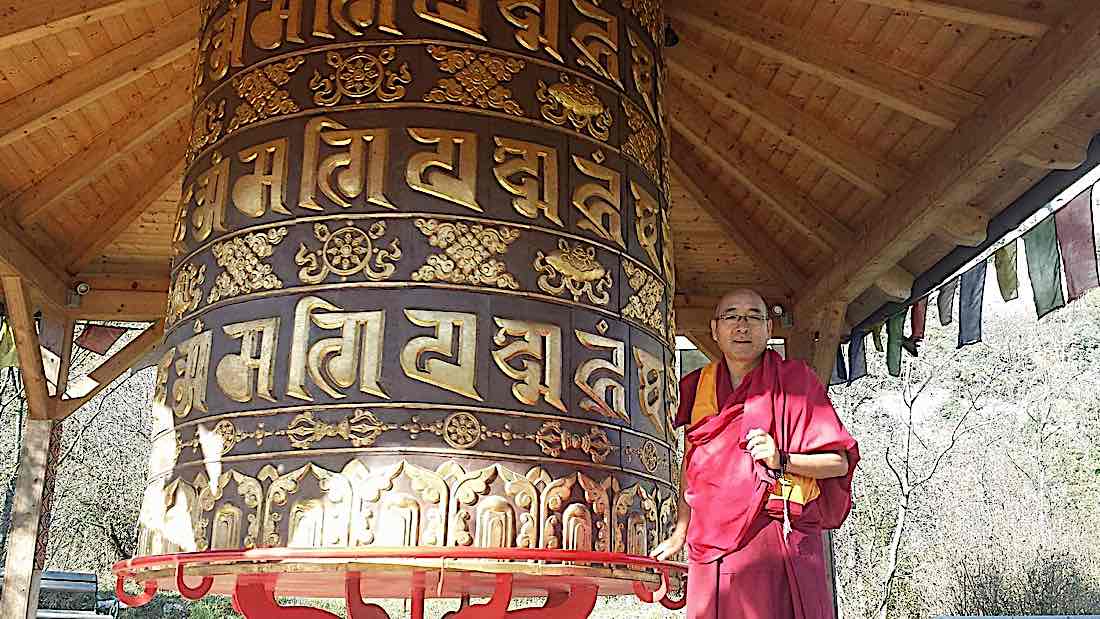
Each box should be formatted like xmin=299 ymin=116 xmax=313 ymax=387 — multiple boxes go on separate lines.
xmin=855 ymin=0 xmax=1055 ymax=38
xmin=668 ymin=95 xmax=854 ymax=252
xmin=0 ymin=0 xmax=164 ymax=51
xmin=0 ymin=11 xmax=197 ymax=147
xmin=0 ymin=276 xmax=53 ymax=419
xmin=670 ymin=0 xmax=982 ymax=129
xmin=793 ymin=2 xmax=1100 ymax=317
xmin=667 ymin=41 xmax=907 ymax=199
xmin=65 ymin=153 xmax=185 ymax=275
xmin=670 ymin=156 xmax=807 ymax=292
xmin=10 ymin=85 xmax=190 ymax=224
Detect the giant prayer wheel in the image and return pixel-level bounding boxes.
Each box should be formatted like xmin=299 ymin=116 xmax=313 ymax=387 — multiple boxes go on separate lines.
xmin=132 ymin=0 xmax=678 ymax=604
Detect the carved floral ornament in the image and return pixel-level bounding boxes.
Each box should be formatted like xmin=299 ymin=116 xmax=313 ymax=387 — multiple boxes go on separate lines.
xmin=138 ymin=459 xmax=668 ymax=556
xmin=425 ymin=45 xmax=525 ymax=116
xmin=412 ymin=218 xmax=521 ymax=289
xmin=537 ymin=73 xmax=613 ymax=141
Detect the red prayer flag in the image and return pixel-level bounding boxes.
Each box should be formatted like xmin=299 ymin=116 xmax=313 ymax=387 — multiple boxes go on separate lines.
xmin=910 ymin=298 xmax=927 ymax=341
xmin=1054 ymin=185 xmax=1100 ymax=301
xmin=74 ymin=325 xmax=127 ymax=355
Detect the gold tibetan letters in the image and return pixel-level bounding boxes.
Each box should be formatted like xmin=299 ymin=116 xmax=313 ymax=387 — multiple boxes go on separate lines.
xmin=631 ymin=180 xmax=659 ymax=269
xmin=173 ymin=330 xmax=213 ymax=418
xmin=571 ymin=0 xmax=620 ymax=86
xmin=401 ymin=309 xmax=481 ymax=401
xmin=203 ymin=0 xmax=247 ymax=82
xmin=414 ymin=0 xmax=485 ymax=41
xmin=217 ymin=318 xmax=280 ymax=403
xmin=301 ymin=117 xmax=394 ymax=211
xmin=632 ymin=346 xmax=665 ymax=434
xmin=190 ymin=152 xmax=232 ymax=244
xmin=288 ymin=296 xmax=387 ymax=401
xmin=574 ymin=328 xmax=627 ymax=421
xmin=572 ymin=150 xmax=624 ymax=248
xmin=234 ymin=138 xmax=292 ymax=218
xmin=407 ymin=128 xmax=482 ymax=212
xmin=252 ymin=0 xmax=402 ymax=49
xmin=493 ymin=136 xmax=561 ymax=227
xmin=250 ymin=0 xmax=306 ymax=49
xmin=492 ymin=318 xmax=566 ymax=412
xmin=627 ymin=29 xmax=656 ymax=119
xmin=498 ymin=0 xmax=561 ymax=62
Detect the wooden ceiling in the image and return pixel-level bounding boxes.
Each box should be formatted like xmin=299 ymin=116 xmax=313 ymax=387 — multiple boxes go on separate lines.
xmin=3 ymin=0 xmax=1100 ymax=348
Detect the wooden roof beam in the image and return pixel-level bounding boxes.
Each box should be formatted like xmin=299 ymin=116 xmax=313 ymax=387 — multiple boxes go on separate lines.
xmin=666 ymin=40 xmax=907 ymax=199
xmin=935 ymin=205 xmax=989 ymax=247
xmin=54 ymin=320 xmax=164 ymax=420
xmin=855 ymin=0 xmax=1056 ymax=38
xmin=670 ymin=156 xmax=807 ymax=293
xmin=793 ymin=2 xmax=1100 ymax=318
xmin=874 ymin=265 xmax=916 ymax=300
xmin=1014 ymin=123 xmax=1093 ymax=170
xmin=668 ymin=93 xmax=855 ymax=253
xmin=10 ymin=85 xmax=191 ymax=224
xmin=0 ymin=0 xmax=165 ymax=51
xmin=0 ymin=276 xmax=53 ymax=419
xmin=682 ymin=329 xmax=722 ymax=362
xmin=670 ymin=0 xmax=982 ymax=129
xmin=0 ymin=223 xmax=70 ymax=312
xmin=0 ymin=10 xmax=197 ymax=147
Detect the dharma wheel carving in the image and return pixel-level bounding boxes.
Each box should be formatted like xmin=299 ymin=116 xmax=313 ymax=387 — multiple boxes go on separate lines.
xmin=142 ymin=0 xmax=675 ymax=592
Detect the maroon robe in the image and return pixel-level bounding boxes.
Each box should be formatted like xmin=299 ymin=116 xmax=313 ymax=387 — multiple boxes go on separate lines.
xmin=675 ymin=351 xmax=860 ymax=618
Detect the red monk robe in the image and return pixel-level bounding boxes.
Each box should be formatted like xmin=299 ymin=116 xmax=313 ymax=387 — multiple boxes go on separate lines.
xmin=675 ymin=350 xmax=859 ymax=619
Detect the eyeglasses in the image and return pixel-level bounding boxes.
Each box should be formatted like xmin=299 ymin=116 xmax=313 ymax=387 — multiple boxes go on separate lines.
xmin=714 ymin=313 xmax=768 ymax=325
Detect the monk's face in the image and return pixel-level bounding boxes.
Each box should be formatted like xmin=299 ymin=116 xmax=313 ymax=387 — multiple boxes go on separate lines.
xmin=710 ymin=290 xmax=772 ymax=363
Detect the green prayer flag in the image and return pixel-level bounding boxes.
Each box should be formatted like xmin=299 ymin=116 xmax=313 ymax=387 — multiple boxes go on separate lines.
xmin=887 ymin=313 xmax=904 ymax=377
xmin=1023 ymin=216 xmax=1066 ymax=319
xmin=994 ymin=240 xmax=1019 ymax=302
xmin=0 ymin=319 xmax=17 ymax=369
xmin=871 ymin=322 xmax=884 ymax=352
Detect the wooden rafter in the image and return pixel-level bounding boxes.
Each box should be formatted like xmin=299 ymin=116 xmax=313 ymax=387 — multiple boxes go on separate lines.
xmin=855 ymin=0 xmax=1056 ymax=38
xmin=0 ymin=0 xmax=165 ymax=51
xmin=793 ymin=2 xmax=1100 ymax=317
xmin=70 ymin=290 xmax=167 ymax=322
xmin=10 ymin=84 xmax=191 ymax=224
xmin=65 ymin=158 xmax=185 ymax=274
xmin=0 ymin=223 xmax=70 ymax=311
xmin=0 ymin=276 xmax=53 ymax=419
xmin=0 ymin=11 xmax=197 ymax=147
xmin=669 ymin=156 xmax=807 ymax=292
xmin=874 ymin=265 xmax=916 ymax=300
xmin=683 ymin=330 xmax=722 ymax=362
xmin=668 ymin=93 xmax=854 ymax=253
xmin=670 ymin=0 xmax=982 ymax=129
xmin=935 ymin=205 xmax=989 ymax=247
xmin=667 ymin=40 xmax=907 ymax=199
xmin=54 ymin=320 xmax=164 ymax=420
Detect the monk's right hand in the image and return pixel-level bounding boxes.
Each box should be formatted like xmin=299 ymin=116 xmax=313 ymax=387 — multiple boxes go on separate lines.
xmin=650 ymin=531 xmax=686 ymax=561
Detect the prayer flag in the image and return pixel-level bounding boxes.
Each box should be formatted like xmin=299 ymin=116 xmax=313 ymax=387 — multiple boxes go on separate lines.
xmin=958 ymin=260 xmax=986 ymax=347
xmin=871 ymin=322 xmax=884 ymax=352
xmin=937 ymin=278 xmax=958 ymax=326
xmin=1054 ymin=186 xmax=1099 ymax=302
xmin=994 ymin=240 xmax=1019 ymax=301
xmin=910 ymin=298 xmax=927 ymax=342
xmin=0 ymin=320 xmax=17 ymax=369
xmin=74 ymin=325 xmax=127 ymax=355
xmin=829 ymin=345 xmax=848 ymax=386
xmin=887 ymin=313 xmax=904 ymax=377
xmin=847 ymin=331 xmax=867 ymax=384
xmin=1023 ymin=215 xmax=1066 ymax=319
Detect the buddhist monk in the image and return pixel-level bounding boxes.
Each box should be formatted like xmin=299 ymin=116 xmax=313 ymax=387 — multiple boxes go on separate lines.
xmin=651 ymin=288 xmax=859 ymax=618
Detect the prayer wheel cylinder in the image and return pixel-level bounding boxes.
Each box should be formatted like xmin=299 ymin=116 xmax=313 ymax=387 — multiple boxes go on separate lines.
xmin=140 ymin=0 xmax=676 ymax=583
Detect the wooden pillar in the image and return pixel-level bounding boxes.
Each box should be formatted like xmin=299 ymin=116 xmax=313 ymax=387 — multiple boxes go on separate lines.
xmin=0 ymin=276 xmax=55 ymax=619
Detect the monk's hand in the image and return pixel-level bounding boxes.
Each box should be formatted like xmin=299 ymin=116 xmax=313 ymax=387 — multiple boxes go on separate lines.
xmin=650 ymin=530 xmax=686 ymax=561
xmin=746 ymin=428 xmax=780 ymax=470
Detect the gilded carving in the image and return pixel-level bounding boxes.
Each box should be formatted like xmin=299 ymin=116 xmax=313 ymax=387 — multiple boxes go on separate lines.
xmin=534 ymin=239 xmax=612 ymax=305
xmin=414 ymin=0 xmax=485 ymax=40
xmin=186 ymin=100 xmax=226 ymax=165
xmin=198 ymin=0 xmax=247 ymax=85
xmin=632 ymin=346 xmax=665 ymax=435
xmin=188 ymin=151 xmax=232 ymax=244
xmin=627 ymin=29 xmax=656 ymax=120
xmin=612 ymin=483 xmax=657 ymax=555
xmin=295 ymin=221 xmax=401 ymax=284
xmin=412 ymin=218 xmax=520 ymax=289
xmin=571 ymin=0 xmax=621 ymax=86
xmin=574 ymin=328 xmax=627 ymax=421
xmin=287 ymin=296 xmax=388 ymax=400
xmin=310 ymin=47 xmax=411 ymax=106
xmin=216 ymin=317 xmax=280 ymax=403
xmin=623 ymin=440 xmax=665 ymax=475
xmin=300 ymin=117 xmax=394 ymax=210
xmin=623 ymin=0 xmax=662 ymax=43
xmin=234 ymin=138 xmax=292 ymax=218
xmin=172 ymin=330 xmax=213 ymax=419
xmin=631 ymin=181 xmax=660 ymax=269
xmin=228 ymin=57 xmax=305 ymax=132
xmin=285 ymin=409 xmax=395 ymax=449
xmin=407 ymin=128 xmax=482 ymax=211
xmin=533 ymin=421 xmax=614 ymax=464
xmin=498 ymin=0 xmax=562 ymax=61
xmin=622 ymin=261 xmax=662 ymax=334
xmin=208 ymin=228 xmax=289 ymax=304
xmin=622 ymin=100 xmax=660 ymax=183
xmin=251 ymin=0 xmax=402 ymax=49
xmin=493 ymin=136 xmax=561 ymax=227
xmin=424 ymin=46 xmax=525 ymax=116
xmin=401 ymin=309 xmax=481 ymax=401
xmin=492 ymin=318 xmax=566 ymax=412
xmin=572 ymin=149 xmax=624 ymax=247
xmin=577 ymin=472 xmax=613 ymax=552
xmin=536 ymin=75 xmax=612 ymax=141
xmin=166 ymin=263 xmax=206 ymax=325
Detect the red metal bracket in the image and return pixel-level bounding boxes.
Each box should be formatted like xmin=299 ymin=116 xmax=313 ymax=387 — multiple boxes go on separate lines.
xmin=233 ymin=574 xmax=342 ymax=618
xmin=345 ymin=572 xmax=392 ymax=619
xmin=632 ymin=566 xmax=685 ymax=610
xmin=115 ymin=575 xmax=157 ymax=607
xmin=443 ymin=573 xmax=598 ymax=619
xmin=175 ymin=564 xmax=214 ymax=600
